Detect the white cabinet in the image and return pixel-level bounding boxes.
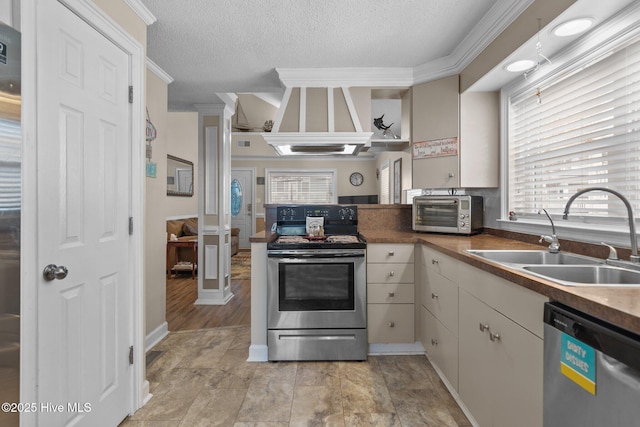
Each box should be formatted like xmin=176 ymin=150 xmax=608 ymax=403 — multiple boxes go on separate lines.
xmin=419 ymin=246 xmax=459 ymax=389
xmin=367 ymin=244 xmax=415 ymax=343
xmin=457 ymin=263 xmax=547 ymax=427
xmin=411 ymin=75 xmax=499 ymax=189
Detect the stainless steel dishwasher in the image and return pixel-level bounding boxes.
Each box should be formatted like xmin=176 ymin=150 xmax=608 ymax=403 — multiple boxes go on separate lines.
xmin=544 ymin=302 xmax=640 ymax=426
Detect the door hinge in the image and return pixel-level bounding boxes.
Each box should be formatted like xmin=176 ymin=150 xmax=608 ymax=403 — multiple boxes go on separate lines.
xmin=128 ymin=86 xmax=133 ymax=104
xmin=129 ymin=345 xmax=134 ymax=365
xmin=129 ymin=217 xmax=134 ymax=235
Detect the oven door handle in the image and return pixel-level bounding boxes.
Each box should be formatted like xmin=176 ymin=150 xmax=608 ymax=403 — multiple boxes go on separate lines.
xmin=268 ymin=252 xmax=365 ymax=259
xmin=419 ymin=199 xmax=458 ymax=205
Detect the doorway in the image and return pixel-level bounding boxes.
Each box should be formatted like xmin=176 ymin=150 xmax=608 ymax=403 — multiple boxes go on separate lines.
xmin=231 ymin=168 xmax=255 ymax=249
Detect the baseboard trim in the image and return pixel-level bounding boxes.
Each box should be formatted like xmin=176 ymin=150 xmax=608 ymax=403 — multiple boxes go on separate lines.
xmin=140 ymin=380 xmax=152 ymax=408
xmin=247 ymin=344 xmax=268 ymax=362
xmin=425 ymin=354 xmax=480 ymax=427
xmin=195 ymin=291 xmax=234 ymax=306
xmin=145 ymin=321 xmax=169 ymax=351
xmin=368 ymin=341 xmax=425 ymax=355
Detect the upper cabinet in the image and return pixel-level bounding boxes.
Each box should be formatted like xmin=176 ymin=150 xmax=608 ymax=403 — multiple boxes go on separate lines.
xmin=411 ymin=75 xmax=499 ymax=189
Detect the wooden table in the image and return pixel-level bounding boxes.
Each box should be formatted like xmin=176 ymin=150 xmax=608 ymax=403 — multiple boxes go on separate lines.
xmin=166 ymin=239 xmax=198 ymax=280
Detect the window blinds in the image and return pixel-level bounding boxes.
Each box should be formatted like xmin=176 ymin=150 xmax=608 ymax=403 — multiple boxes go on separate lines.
xmin=0 ymin=118 xmax=21 ymax=212
xmin=509 ymin=35 xmax=640 ymax=220
xmin=267 ymin=170 xmax=336 ymax=204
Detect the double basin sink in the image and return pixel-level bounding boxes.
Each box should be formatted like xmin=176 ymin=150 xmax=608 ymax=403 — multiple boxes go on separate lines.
xmin=465 ymin=250 xmax=640 ymax=287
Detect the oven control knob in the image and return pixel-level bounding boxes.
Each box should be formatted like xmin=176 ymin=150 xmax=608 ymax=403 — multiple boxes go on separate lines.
xmin=460 ymin=213 xmax=467 ymax=219
xmin=459 ymin=221 xmax=467 ymax=228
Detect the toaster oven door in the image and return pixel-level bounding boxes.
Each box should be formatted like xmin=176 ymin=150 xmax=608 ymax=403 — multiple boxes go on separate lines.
xmin=414 ymin=199 xmax=460 ymax=230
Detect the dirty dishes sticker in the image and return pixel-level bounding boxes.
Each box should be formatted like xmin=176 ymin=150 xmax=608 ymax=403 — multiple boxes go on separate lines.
xmin=560 ymin=332 xmax=596 ymax=395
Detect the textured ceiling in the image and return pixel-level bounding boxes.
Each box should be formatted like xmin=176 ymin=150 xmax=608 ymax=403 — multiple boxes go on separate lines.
xmin=141 ymin=0 xmax=502 ymax=110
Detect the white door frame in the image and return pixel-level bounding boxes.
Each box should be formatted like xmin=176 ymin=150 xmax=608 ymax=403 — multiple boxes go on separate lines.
xmin=231 ymin=167 xmax=256 ymax=248
xmin=20 ymin=0 xmax=147 ymax=424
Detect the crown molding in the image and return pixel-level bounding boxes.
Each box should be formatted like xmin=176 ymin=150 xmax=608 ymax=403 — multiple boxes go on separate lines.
xmin=275 ymin=0 xmax=532 ymax=88
xmin=413 ymin=0 xmax=533 ymax=85
xmin=124 ymin=0 xmax=157 ymax=25
xmin=215 ymin=92 xmax=238 ymax=117
xmin=146 ymin=58 xmax=173 ymax=84
xmin=276 ymin=67 xmax=414 ymax=88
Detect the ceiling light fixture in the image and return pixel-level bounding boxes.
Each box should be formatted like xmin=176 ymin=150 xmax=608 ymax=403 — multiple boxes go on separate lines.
xmin=505 ymin=59 xmax=537 ymax=73
xmin=552 ymin=18 xmax=594 ymax=37
xmin=524 ymin=18 xmax=551 ymax=81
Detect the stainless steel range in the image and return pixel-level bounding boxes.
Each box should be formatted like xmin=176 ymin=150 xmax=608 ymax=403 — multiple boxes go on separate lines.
xmin=267 ymin=205 xmax=367 ymax=361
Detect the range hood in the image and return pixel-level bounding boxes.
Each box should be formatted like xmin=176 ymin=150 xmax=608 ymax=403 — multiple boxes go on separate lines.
xmin=262 ymin=87 xmax=373 ymax=156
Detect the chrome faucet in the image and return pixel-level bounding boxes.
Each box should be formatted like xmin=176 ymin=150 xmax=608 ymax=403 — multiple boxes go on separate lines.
xmin=563 ymin=187 xmax=640 ymax=264
xmin=538 ymin=209 xmax=560 ymax=253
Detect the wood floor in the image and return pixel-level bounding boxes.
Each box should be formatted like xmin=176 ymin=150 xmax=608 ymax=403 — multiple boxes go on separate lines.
xmin=165 ymin=253 xmax=251 ymax=331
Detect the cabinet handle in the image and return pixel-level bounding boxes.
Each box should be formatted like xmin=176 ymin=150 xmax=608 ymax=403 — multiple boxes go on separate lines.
xmin=431 ymin=339 xmax=438 ymax=346
xmin=490 ymin=332 xmax=501 ymax=342
xmin=431 ymin=293 xmax=438 ymax=300
xmin=388 ymin=292 xmax=395 ymax=297
xmin=388 ymin=251 xmax=395 ymax=256
xmin=388 ymin=321 xmax=395 ymax=328
xmin=479 ymin=323 xmax=489 ymax=332
xmin=431 ymin=259 xmax=439 ymax=265
xmin=389 ymin=271 xmax=395 ymax=277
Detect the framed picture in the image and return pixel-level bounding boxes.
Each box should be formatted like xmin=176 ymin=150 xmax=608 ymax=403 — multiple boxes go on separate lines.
xmin=393 ymin=158 xmax=402 ymax=204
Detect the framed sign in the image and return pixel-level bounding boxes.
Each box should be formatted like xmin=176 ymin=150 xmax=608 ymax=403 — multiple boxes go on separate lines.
xmin=413 ymin=137 xmax=458 ymax=159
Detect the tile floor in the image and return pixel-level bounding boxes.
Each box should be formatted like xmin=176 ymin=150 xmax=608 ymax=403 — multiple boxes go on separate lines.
xmin=120 ymin=326 xmax=471 ymax=426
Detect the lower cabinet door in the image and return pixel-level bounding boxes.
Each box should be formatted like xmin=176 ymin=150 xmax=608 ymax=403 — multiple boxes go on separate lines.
xmin=421 ymin=306 xmax=458 ymax=390
xmin=491 ymin=307 xmax=543 ymax=427
xmin=367 ymin=303 xmax=414 ymax=343
xmin=458 ymin=290 xmax=495 ymax=427
xmin=459 ymin=289 xmax=543 ymax=427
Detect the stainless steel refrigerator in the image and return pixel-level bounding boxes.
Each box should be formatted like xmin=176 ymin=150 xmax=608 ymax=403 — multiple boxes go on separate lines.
xmin=0 ymin=22 xmax=21 ymax=427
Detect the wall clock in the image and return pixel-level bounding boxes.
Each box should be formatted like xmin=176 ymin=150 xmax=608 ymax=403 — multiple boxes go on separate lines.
xmin=349 ymin=172 xmax=364 ymax=186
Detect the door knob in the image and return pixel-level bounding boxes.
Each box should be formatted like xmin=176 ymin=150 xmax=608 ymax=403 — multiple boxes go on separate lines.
xmin=43 ymin=264 xmax=68 ymax=281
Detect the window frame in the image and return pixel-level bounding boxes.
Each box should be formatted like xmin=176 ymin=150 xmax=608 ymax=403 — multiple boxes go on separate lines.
xmin=499 ymin=7 xmax=640 ymax=246
xmin=265 ymin=168 xmax=338 ymax=205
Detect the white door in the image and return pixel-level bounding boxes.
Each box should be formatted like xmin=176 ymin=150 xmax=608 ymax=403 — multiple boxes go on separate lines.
xmin=231 ymin=169 xmax=254 ymax=248
xmin=36 ymin=1 xmax=132 ymax=426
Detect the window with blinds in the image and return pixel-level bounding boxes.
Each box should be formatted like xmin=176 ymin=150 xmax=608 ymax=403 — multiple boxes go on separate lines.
xmin=508 ymin=34 xmax=640 ymax=222
xmin=266 ymin=169 xmax=337 ymax=204
xmin=0 ymin=118 xmax=21 ymax=213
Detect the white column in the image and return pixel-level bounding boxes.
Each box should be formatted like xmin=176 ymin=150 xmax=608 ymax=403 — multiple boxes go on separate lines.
xmin=194 ymin=101 xmax=235 ymax=305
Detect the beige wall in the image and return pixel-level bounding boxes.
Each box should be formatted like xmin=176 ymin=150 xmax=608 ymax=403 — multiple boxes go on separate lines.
xmin=166 ymin=112 xmax=199 ymax=217
xmin=375 ymin=151 xmax=412 ymax=204
xmin=232 ymin=157 xmax=379 ymax=213
xmin=144 ymin=70 xmax=168 ymax=336
xmin=460 ymin=0 xmax=575 ymax=91
xmin=93 ymin=0 xmax=147 ymax=47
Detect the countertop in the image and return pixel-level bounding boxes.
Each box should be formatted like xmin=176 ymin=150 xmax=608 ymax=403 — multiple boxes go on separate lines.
xmin=362 ymin=231 xmax=640 ymax=336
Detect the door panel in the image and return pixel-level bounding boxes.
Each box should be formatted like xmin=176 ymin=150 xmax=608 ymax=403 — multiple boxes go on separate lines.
xmin=36 ymin=1 xmax=131 ymax=425
xmin=231 ymin=169 xmax=253 ymax=248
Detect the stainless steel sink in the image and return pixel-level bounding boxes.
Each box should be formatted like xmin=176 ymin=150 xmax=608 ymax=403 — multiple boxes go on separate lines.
xmin=523 ymin=265 xmax=640 ymax=287
xmin=466 ymin=250 xmax=602 ymax=265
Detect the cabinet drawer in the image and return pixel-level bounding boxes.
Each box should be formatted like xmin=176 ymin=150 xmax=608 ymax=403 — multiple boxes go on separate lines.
xmin=458 ymin=263 xmax=548 ymax=338
xmin=421 ymin=273 xmax=458 ymax=334
xmin=422 ymin=246 xmax=458 ymax=282
xmin=421 ymin=307 xmax=458 ymax=390
xmin=368 ymin=283 xmax=415 ymax=304
xmin=368 ymin=304 xmax=414 ymax=343
xmin=367 ymin=263 xmax=414 ymax=284
xmin=367 ymin=244 xmax=414 ymax=263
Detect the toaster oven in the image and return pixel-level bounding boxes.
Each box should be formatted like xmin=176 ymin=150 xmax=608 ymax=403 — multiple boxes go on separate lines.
xmin=412 ymin=195 xmax=483 ymax=234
